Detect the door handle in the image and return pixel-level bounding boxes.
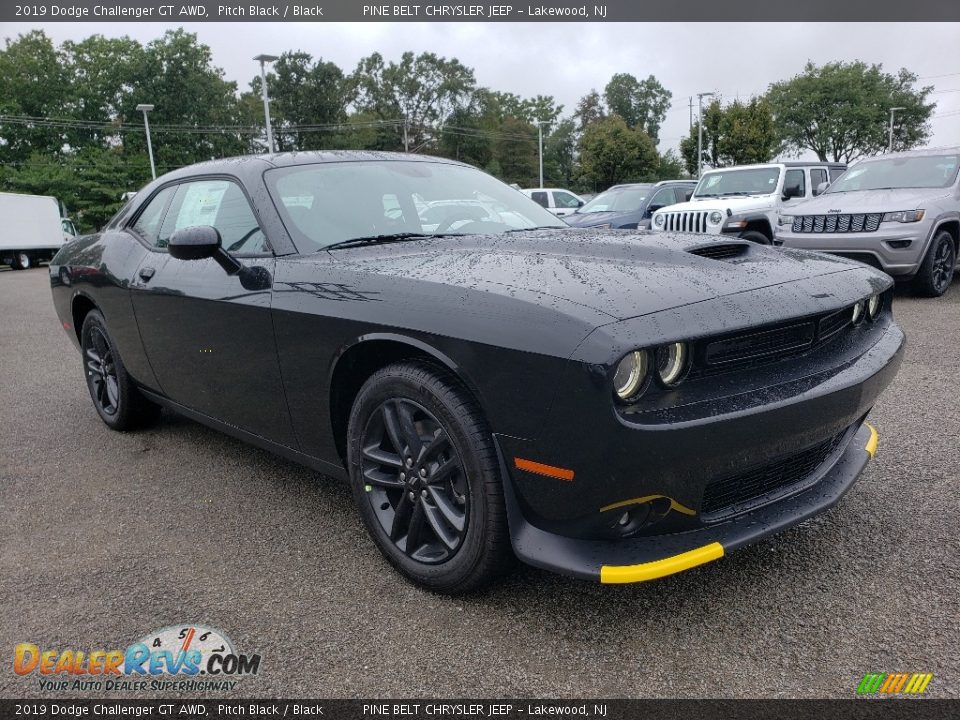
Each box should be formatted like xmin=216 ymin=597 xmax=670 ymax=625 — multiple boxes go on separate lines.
xmin=138 ymin=267 xmax=156 ymax=282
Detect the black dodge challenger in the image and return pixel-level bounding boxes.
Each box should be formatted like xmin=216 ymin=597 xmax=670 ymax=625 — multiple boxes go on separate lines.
xmin=50 ymin=152 xmax=903 ymax=593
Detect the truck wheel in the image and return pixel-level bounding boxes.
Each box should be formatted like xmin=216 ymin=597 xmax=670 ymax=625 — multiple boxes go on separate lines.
xmin=913 ymin=231 xmax=956 ymax=298
xmin=739 ymin=230 xmax=772 ymax=245
xmin=10 ymin=251 xmax=31 ymax=270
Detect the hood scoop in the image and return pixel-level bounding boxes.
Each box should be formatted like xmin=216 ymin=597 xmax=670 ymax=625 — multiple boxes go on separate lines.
xmin=687 ymin=242 xmax=751 ymax=261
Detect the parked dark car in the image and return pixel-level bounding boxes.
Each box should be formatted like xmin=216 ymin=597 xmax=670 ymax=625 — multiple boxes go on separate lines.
xmin=50 ymin=152 xmax=903 ymax=593
xmin=564 ymin=181 xmax=696 ymax=230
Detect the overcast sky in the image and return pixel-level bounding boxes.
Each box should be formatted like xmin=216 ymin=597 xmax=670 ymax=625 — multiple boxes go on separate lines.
xmin=5 ymin=21 xmax=960 ymax=156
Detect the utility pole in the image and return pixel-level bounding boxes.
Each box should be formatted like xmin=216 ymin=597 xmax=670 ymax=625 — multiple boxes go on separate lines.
xmin=696 ymin=92 xmax=715 ymax=179
xmin=689 ymin=96 xmax=693 ymax=131
xmin=253 ymin=54 xmax=279 ymax=153
xmin=403 ymin=115 xmax=410 ymax=153
xmin=537 ymin=120 xmax=548 ymax=188
xmin=888 ymin=107 xmax=906 ymax=153
xmin=136 ymin=104 xmax=156 ymax=180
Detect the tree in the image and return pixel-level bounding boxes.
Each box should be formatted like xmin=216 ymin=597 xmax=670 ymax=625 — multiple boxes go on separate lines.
xmin=573 ymin=89 xmax=604 ymax=133
xmin=767 ymin=61 xmax=934 ymax=162
xmin=603 ymin=73 xmax=672 ymax=140
xmin=679 ymin=100 xmax=724 ymax=175
xmin=0 ymin=31 xmax=72 ymax=162
xmin=351 ymin=51 xmax=476 ymax=151
xmin=493 ymin=116 xmax=538 ymax=186
xmin=715 ymin=98 xmax=780 ymax=165
xmin=543 ymin=118 xmax=578 ymax=187
xmin=245 ymin=51 xmax=346 ymax=151
xmin=578 ymin=115 xmax=658 ymax=190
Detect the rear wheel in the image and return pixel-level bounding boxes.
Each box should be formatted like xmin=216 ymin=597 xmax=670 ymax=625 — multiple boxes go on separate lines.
xmin=347 ymin=361 xmax=513 ymax=593
xmin=10 ymin=251 xmax=31 ymax=270
xmin=913 ymin=230 xmax=956 ymax=297
xmin=80 ymin=309 xmax=160 ymax=430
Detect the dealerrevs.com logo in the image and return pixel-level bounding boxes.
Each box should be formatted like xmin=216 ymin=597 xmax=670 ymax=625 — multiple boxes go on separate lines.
xmin=13 ymin=624 xmax=261 ymax=693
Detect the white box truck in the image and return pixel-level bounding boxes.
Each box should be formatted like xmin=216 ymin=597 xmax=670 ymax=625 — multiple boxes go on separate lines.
xmin=0 ymin=192 xmax=78 ymax=270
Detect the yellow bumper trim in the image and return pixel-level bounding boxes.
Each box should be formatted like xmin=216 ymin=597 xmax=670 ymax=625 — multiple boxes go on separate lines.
xmin=864 ymin=423 xmax=879 ymax=459
xmin=599 ymin=494 xmax=696 ymax=516
xmin=600 ymin=541 xmax=725 ymax=584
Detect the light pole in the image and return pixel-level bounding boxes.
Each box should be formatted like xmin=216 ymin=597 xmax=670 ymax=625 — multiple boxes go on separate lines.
xmin=888 ymin=107 xmax=906 ymax=153
xmin=254 ymin=54 xmax=279 ymax=153
xmin=136 ymin=104 xmax=156 ymax=180
xmin=536 ymin=120 xmax=549 ymax=188
xmin=696 ymin=92 xmax=715 ymax=178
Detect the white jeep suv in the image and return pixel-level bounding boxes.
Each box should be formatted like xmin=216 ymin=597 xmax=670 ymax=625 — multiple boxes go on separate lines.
xmin=651 ymin=162 xmax=846 ymax=243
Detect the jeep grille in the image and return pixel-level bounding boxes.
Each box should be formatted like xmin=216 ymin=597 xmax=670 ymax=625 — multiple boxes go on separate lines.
xmin=792 ymin=213 xmax=883 ymax=234
xmin=660 ymin=210 xmax=712 ymax=233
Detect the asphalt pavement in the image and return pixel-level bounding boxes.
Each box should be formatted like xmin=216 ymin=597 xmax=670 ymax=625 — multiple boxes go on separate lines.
xmin=1 ymin=265 xmax=957 ymax=699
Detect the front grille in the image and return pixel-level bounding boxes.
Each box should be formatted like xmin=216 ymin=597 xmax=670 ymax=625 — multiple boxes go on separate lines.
xmin=688 ymin=243 xmax=749 ymax=261
xmin=662 ymin=210 xmax=711 ymax=233
xmin=793 ymin=213 xmax=882 ymax=234
xmin=701 ymin=429 xmax=849 ymax=517
xmin=704 ymin=323 xmax=815 ymax=366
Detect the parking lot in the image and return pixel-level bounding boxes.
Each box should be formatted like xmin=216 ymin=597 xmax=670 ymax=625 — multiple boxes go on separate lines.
xmin=1 ymin=265 xmax=957 ymax=699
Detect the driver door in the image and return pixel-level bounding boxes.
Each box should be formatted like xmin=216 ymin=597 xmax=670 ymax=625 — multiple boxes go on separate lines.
xmin=129 ymin=177 xmax=297 ymax=447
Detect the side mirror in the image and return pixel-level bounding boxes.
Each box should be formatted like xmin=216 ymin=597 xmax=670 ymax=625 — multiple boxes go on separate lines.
xmin=782 ymin=185 xmax=802 ymax=200
xmin=169 ymin=225 xmax=221 ymax=261
xmin=576 ymin=199 xmax=585 ymax=207
xmin=815 ymin=181 xmax=830 ymax=196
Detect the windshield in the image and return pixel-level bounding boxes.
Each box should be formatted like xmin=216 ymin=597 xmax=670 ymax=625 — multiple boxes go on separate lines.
xmin=694 ymin=168 xmax=781 ymax=197
xmin=827 ymin=154 xmax=960 ymax=192
xmin=578 ymin=186 xmax=652 ymax=214
xmin=265 ymin=160 xmax=565 ymax=252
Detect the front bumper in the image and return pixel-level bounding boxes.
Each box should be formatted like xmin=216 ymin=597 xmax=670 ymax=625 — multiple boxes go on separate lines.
xmin=499 ymin=423 xmax=878 ymax=583
xmin=775 ymin=224 xmax=929 ymax=276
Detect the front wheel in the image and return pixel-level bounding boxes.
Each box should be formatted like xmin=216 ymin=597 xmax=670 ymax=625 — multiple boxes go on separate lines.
xmin=913 ymin=231 xmax=956 ymax=298
xmin=10 ymin=251 xmax=31 ymax=270
xmin=347 ymin=361 xmax=514 ymax=593
xmin=739 ymin=230 xmax=772 ymax=245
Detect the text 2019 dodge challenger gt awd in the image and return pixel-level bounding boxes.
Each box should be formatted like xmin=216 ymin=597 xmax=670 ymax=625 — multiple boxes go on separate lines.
xmin=50 ymin=152 xmax=903 ymax=593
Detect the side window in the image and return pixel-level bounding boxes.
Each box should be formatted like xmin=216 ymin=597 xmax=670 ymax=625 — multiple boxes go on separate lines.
xmin=552 ymin=191 xmax=581 ymax=209
xmin=159 ymin=180 xmax=269 ymax=254
xmin=810 ymin=168 xmax=828 ymax=195
xmin=130 ymin=186 xmax=176 ymax=247
xmin=648 ymin=188 xmax=675 ymax=212
xmin=675 ymin=187 xmax=694 ymax=202
xmin=829 ymin=167 xmax=846 ymax=183
xmin=784 ymin=169 xmax=806 ymax=198
xmin=530 ymin=191 xmax=549 ymax=208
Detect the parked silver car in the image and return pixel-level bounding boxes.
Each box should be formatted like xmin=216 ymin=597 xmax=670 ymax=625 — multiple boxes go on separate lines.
xmin=776 ymin=148 xmax=959 ymax=296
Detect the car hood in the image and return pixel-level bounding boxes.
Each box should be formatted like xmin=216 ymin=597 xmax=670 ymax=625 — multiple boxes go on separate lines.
xmin=789 ymin=188 xmax=948 ymax=214
xmin=658 ymin=195 xmax=778 ymax=215
xmin=564 ymin=211 xmax=634 ymax=228
xmin=319 ymin=229 xmax=862 ymax=322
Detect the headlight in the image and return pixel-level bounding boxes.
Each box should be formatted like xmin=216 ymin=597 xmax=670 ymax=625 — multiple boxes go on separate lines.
xmin=653 ymin=214 xmax=665 ymax=228
xmin=867 ymin=294 xmax=882 ymax=320
xmin=851 ymin=300 xmax=865 ymax=324
xmin=778 ymin=215 xmax=795 ymax=227
xmin=881 ymin=210 xmax=924 ymax=223
xmin=613 ymin=350 xmax=649 ymax=402
xmin=709 ymin=211 xmax=723 ymax=225
xmin=656 ymin=342 xmax=690 ymax=387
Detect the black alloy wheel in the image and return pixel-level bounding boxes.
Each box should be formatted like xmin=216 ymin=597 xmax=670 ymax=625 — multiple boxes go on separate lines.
xmin=85 ymin=326 xmax=120 ymax=416
xmin=79 ymin=309 xmax=160 ymax=430
xmin=347 ymin=361 xmax=513 ymax=593
xmin=360 ymin=398 xmax=469 ymax=563
xmin=915 ymin=231 xmax=956 ymax=297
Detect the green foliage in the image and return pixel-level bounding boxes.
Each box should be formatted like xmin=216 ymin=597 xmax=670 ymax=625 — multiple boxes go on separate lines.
xmin=603 ymin=73 xmax=672 ymax=140
xmin=578 ymin=116 xmax=659 ymax=191
xmin=767 ymin=61 xmax=934 ymax=162
xmin=679 ymin=98 xmax=777 ymax=173
xmin=573 ymin=90 xmax=604 ymax=133
xmin=494 ymin=116 xmax=538 ymax=187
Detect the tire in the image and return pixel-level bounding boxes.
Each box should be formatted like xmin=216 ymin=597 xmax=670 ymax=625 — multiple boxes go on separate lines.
xmin=347 ymin=360 xmax=514 ymax=593
xmin=10 ymin=251 xmax=31 ymax=270
xmin=739 ymin=230 xmax=772 ymax=245
xmin=912 ymin=230 xmax=956 ymax=298
xmin=80 ymin=309 xmax=161 ymax=431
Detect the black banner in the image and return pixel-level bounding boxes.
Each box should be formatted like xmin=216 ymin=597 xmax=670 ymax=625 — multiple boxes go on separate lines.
xmin=3 ymin=0 xmax=960 ymax=23
xmin=1 ymin=700 xmax=957 ymax=720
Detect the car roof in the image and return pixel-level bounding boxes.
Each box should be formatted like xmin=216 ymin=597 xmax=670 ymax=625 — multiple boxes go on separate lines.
xmin=856 ymin=146 xmax=960 ymax=162
xmin=703 ymin=162 xmax=846 ymax=173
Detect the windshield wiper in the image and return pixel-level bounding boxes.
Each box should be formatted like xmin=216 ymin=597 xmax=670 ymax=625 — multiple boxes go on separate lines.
xmin=503 ymin=226 xmax=566 ymax=233
xmin=325 ymin=233 xmax=458 ymax=251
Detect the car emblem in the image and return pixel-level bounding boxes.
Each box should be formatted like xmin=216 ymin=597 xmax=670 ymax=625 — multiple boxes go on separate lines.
xmin=828 ymin=209 xmax=842 ymax=214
